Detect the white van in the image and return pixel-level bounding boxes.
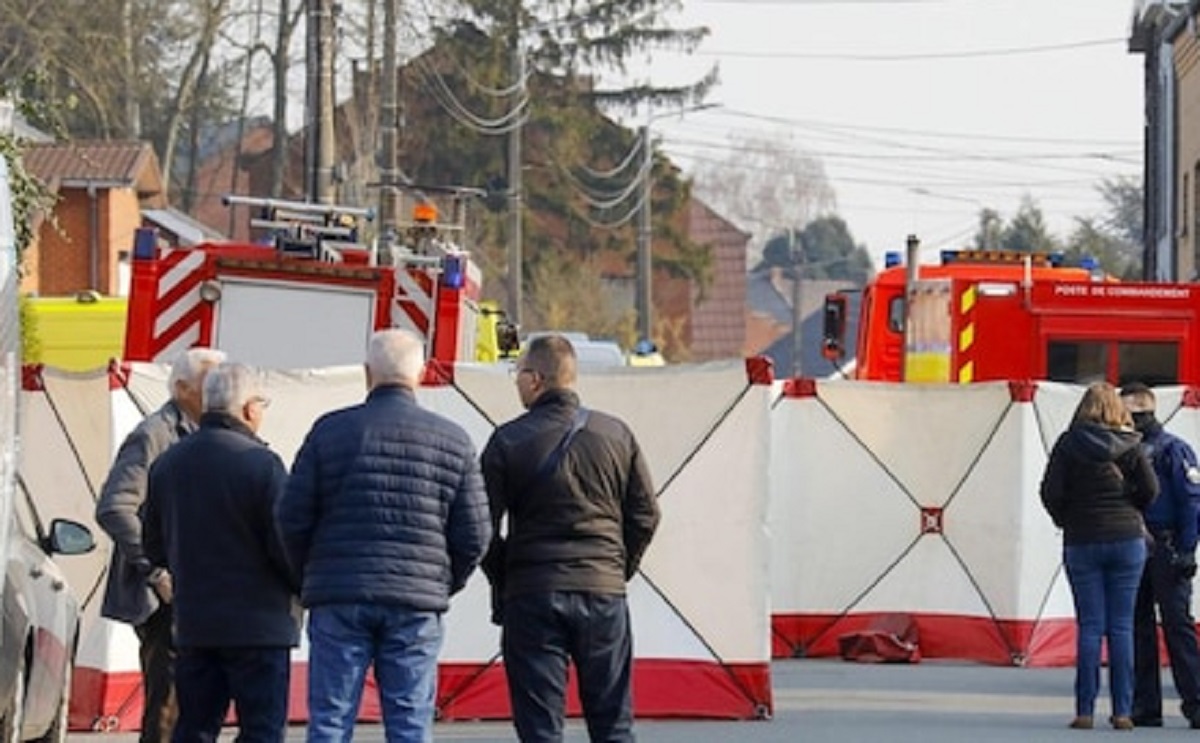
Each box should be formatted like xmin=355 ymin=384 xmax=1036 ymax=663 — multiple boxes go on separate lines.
xmin=524 ymin=332 xmax=626 ymax=370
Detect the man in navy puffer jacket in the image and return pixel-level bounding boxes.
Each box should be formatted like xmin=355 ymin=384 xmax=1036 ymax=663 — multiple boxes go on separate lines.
xmin=277 ymin=329 xmax=491 ymax=743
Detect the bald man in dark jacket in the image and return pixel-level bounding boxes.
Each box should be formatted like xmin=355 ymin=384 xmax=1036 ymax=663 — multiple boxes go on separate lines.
xmin=482 ymin=334 xmax=660 ymax=743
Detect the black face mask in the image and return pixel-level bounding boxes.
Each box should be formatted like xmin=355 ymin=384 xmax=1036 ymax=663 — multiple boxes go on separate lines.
xmin=1131 ymin=411 xmax=1158 ymax=433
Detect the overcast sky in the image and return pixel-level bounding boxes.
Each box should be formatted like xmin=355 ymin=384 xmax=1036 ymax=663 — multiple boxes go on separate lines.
xmin=632 ymin=0 xmax=1145 ymax=266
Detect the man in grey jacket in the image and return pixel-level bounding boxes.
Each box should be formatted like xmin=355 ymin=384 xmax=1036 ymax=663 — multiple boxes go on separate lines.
xmin=95 ymin=346 xmax=225 ymax=743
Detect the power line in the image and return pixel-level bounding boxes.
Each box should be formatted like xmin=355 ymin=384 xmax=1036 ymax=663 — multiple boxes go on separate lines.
xmin=664 ymin=133 xmax=1140 ymax=165
xmin=697 ymin=108 xmax=1139 ymax=147
xmin=689 ymin=37 xmax=1123 ymax=61
xmin=696 ymin=0 xmax=955 ymax=4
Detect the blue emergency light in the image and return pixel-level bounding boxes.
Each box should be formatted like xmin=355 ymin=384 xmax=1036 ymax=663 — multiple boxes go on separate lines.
xmin=133 ymin=227 xmax=158 ymax=260
xmin=441 ymin=254 xmax=465 ymax=289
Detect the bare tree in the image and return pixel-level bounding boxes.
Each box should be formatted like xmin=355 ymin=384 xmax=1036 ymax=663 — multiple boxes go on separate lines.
xmin=689 ymin=130 xmax=836 ymax=268
xmin=158 ymin=0 xmax=236 ymax=200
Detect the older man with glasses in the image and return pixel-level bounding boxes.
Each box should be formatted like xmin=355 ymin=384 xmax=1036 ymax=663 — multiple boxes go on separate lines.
xmin=482 ymin=333 xmax=660 ymax=742
xmin=142 ymin=363 xmax=300 ymax=742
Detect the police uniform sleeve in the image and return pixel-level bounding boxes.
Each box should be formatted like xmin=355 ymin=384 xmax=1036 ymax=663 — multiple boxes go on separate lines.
xmin=1166 ymin=437 xmax=1200 ymax=553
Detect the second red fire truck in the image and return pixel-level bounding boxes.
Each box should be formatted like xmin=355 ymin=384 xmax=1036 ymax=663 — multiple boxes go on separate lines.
xmin=823 ymin=244 xmax=1200 ymax=387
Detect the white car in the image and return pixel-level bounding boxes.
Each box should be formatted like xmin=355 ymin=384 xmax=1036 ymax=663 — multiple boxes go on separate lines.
xmin=1 ymin=497 xmax=94 ymax=743
xmin=523 ymin=332 xmax=627 ymax=370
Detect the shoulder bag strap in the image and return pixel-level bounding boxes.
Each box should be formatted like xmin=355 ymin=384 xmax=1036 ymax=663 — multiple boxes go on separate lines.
xmin=530 ymin=407 xmax=590 ymax=485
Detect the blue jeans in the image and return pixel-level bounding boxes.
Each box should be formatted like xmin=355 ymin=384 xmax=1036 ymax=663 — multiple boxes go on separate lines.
xmin=305 ymin=604 xmax=443 ymax=743
xmin=502 ymin=591 xmax=633 ymax=743
xmin=1064 ymin=537 xmax=1147 ymax=718
xmin=172 ymin=646 xmax=290 ymax=743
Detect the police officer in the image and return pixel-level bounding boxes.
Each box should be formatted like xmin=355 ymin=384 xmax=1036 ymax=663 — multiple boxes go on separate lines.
xmin=1121 ymin=382 xmax=1200 ymax=728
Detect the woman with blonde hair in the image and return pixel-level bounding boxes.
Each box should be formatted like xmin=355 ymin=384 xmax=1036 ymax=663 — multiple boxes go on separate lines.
xmin=1041 ymin=381 xmax=1158 ymax=731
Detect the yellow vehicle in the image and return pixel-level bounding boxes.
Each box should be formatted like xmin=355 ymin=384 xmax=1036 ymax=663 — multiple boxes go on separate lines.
xmin=24 ymin=293 xmax=127 ymax=372
xmin=475 ymin=300 xmax=520 ymax=363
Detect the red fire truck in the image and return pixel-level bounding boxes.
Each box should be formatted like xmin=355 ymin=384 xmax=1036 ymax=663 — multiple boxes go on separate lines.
xmin=123 ymin=194 xmax=516 ymax=371
xmin=822 ymin=247 xmax=1199 ymax=386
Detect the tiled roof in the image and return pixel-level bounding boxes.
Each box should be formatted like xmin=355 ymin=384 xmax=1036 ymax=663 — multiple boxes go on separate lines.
xmin=23 ymin=141 xmax=163 ymax=196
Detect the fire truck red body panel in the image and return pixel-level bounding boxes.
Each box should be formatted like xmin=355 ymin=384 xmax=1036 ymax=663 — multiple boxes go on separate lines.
xmin=123 ymin=239 xmax=482 ymax=370
xmin=850 ymin=256 xmax=1200 ymax=386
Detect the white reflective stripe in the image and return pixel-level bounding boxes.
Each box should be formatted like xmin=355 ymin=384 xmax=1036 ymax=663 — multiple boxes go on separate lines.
xmin=153 ymin=285 xmax=201 ymax=338
xmin=152 ymin=250 xmax=207 ymax=344
xmin=158 ymin=250 xmax=206 ymax=299
xmin=152 ymin=325 xmax=200 ymax=363
xmin=395 ymin=269 xmax=433 ymax=312
xmin=391 ymin=304 xmax=423 ymax=335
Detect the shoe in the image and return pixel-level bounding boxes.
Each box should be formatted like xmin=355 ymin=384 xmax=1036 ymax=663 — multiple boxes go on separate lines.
xmin=1190 ymin=716 xmax=1200 ymax=730
xmin=1068 ymin=716 xmax=1093 ymax=729
xmin=1130 ymin=715 xmax=1163 ymax=727
xmin=1110 ymin=716 xmax=1134 ymax=731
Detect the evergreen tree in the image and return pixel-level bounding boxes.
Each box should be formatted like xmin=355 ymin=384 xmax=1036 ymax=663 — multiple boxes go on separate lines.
xmin=756 ymin=216 xmax=873 ymax=286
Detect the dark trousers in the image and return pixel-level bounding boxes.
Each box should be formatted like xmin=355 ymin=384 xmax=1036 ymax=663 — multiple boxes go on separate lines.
xmin=1133 ymin=536 xmax=1200 ymax=723
xmin=134 ymin=606 xmax=177 ymax=743
xmin=502 ymin=591 xmax=633 ymax=743
xmin=171 ymin=647 xmax=291 ymax=743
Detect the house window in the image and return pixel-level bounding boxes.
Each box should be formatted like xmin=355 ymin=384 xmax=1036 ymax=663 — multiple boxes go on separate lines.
xmin=1182 ymin=172 xmax=1190 ymax=237
xmin=117 ymin=250 xmax=131 ymax=297
xmin=1193 ymin=163 xmax=1200 ymax=261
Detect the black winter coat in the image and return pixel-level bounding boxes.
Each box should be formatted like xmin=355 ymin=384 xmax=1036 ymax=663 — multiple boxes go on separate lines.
xmin=481 ymin=388 xmax=661 ymax=599
xmin=1040 ymin=422 xmax=1158 ymax=546
xmin=143 ymin=413 xmax=299 ymax=649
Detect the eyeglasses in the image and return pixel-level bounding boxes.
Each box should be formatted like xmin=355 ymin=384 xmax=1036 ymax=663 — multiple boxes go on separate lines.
xmin=250 ymin=395 xmax=272 ymax=409
xmin=508 ymin=366 xmax=539 ymax=382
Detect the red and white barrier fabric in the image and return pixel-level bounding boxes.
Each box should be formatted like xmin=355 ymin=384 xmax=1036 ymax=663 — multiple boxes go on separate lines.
xmin=18 ymin=360 xmax=773 ymax=731
xmin=768 ymin=378 xmax=1200 ymax=667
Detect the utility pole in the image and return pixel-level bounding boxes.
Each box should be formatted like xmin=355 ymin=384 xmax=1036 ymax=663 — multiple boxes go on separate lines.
xmin=636 ymin=124 xmax=652 ymax=343
xmin=122 ymin=0 xmax=140 ymax=138
xmin=316 ymin=0 xmax=336 ymax=204
xmin=790 ymin=229 xmax=803 ymax=378
xmin=379 ymin=0 xmax=400 ymax=249
xmin=506 ymin=24 xmax=524 ymax=326
xmin=902 ymin=233 xmax=920 ymax=382
xmin=305 ymin=0 xmax=318 ymax=201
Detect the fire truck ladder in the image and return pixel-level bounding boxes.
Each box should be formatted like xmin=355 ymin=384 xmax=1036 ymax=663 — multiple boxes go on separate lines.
xmin=222 ymin=194 xmax=376 ymax=263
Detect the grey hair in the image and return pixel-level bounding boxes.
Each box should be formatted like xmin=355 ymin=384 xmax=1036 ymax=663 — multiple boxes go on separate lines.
xmin=202 ymin=363 xmax=264 ymax=415
xmin=366 ymin=329 xmax=425 ymax=387
xmin=167 ymin=347 xmax=226 ymax=397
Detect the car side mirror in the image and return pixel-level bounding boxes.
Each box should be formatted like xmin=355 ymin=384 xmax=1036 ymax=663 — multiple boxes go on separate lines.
xmin=822 ymin=293 xmax=848 ymax=361
xmin=46 ymin=518 xmax=96 ymax=556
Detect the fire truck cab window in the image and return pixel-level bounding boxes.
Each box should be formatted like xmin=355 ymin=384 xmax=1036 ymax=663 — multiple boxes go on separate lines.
xmin=1046 ymin=340 xmax=1179 ymax=386
xmin=1116 ymin=342 xmax=1178 ymax=387
xmin=1047 ymin=342 xmax=1107 ymax=384
xmin=888 ymin=296 xmax=905 ymax=334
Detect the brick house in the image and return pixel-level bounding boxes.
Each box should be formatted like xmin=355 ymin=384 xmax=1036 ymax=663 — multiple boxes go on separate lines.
xmin=679 ymin=200 xmax=751 ymax=361
xmin=1133 ymin=0 xmax=1200 ymax=280
xmin=22 ymin=141 xmax=166 ymax=296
